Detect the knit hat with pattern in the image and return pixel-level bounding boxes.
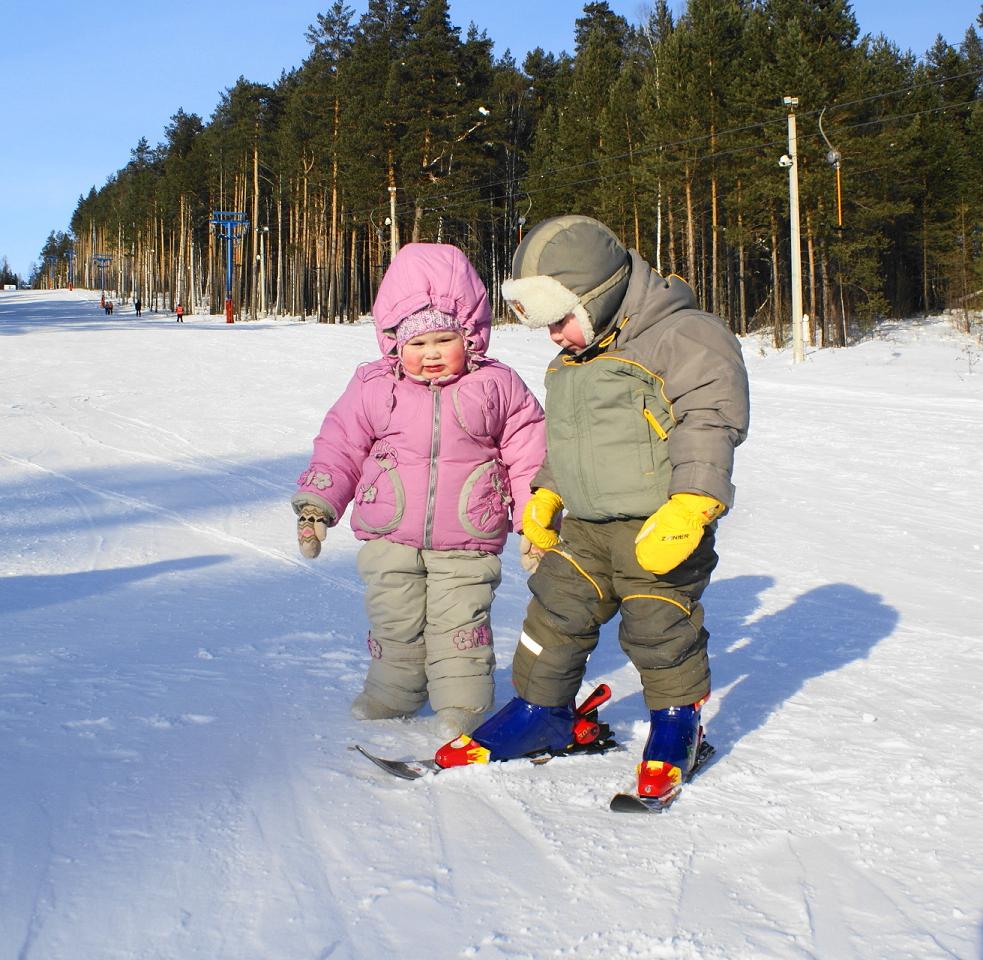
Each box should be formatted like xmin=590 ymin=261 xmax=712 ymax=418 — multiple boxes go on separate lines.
xmin=394 ymin=307 xmax=463 ymax=350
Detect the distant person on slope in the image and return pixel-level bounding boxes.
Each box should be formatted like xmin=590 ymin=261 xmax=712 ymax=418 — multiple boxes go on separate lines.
xmin=292 ymin=243 xmax=546 ymax=738
xmin=175 ymin=303 xmax=184 ymax=322
xmin=434 ymin=215 xmax=750 ymax=807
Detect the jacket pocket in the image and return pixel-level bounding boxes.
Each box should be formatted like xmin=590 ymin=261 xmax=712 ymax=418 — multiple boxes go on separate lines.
xmin=639 ymin=395 xmax=671 ymax=479
xmin=351 ymin=444 xmax=406 ymax=534
xmin=458 ymin=460 xmax=511 ymax=540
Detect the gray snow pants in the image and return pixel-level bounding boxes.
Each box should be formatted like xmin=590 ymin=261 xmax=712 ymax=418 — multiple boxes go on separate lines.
xmin=356 ymin=538 xmax=501 ymax=714
xmin=512 ymin=516 xmax=718 ymax=711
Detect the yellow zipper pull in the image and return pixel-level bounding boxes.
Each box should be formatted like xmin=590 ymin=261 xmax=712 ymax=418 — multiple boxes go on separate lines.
xmin=643 ymin=408 xmax=669 ymax=440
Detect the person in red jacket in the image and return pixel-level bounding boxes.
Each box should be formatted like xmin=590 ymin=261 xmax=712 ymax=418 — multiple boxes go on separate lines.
xmin=175 ymin=303 xmax=184 ymax=323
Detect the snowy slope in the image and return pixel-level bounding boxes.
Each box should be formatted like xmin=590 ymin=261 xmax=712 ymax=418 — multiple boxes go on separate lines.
xmin=1 ymin=289 xmax=981 ymax=960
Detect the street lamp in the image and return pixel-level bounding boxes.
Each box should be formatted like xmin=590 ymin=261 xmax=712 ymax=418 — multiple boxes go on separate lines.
xmin=818 ymin=106 xmax=844 ymax=229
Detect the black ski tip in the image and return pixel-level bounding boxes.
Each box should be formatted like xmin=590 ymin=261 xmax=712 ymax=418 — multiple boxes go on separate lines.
xmin=609 ymin=739 xmax=717 ymax=813
xmin=609 ymin=792 xmax=673 ymax=814
xmin=352 ymin=744 xmax=441 ymax=781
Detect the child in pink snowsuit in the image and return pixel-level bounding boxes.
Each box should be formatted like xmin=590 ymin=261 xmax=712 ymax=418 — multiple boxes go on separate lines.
xmin=292 ymin=243 xmax=546 ymax=737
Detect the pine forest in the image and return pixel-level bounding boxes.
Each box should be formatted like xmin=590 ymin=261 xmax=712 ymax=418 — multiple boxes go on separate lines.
xmin=34 ymin=0 xmax=983 ymax=346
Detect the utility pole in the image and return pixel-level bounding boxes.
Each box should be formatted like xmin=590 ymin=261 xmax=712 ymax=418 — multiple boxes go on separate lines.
xmin=783 ymin=96 xmax=805 ymax=364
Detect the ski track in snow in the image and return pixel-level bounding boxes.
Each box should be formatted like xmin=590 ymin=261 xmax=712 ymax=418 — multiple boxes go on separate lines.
xmin=1 ymin=290 xmax=982 ymax=959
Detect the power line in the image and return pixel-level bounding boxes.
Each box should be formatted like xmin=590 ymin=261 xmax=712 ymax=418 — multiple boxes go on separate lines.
xmin=368 ymin=96 xmax=980 ymax=225
xmin=367 ymin=67 xmax=983 ymax=225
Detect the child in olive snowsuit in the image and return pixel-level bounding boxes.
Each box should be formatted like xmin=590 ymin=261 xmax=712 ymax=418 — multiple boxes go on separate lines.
xmin=436 ymin=216 xmax=749 ymax=803
xmin=292 ymin=243 xmax=545 ymax=737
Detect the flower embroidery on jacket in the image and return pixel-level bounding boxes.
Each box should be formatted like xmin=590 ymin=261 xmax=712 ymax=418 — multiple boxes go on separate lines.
xmin=451 ymin=624 xmax=491 ymax=651
xmin=367 ymin=633 xmax=382 ymax=660
xmin=299 ymin=467 xmax=333 ymax=490
xmin=490 ymin=469 xmax=512 ymax=508
xmin=356 ymin=484 xmax=377 ymax=504
xmin=471 ymin=467 xmax=512 ymax=526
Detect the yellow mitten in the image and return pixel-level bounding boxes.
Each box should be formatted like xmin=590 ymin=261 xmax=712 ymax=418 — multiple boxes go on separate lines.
xmin=521 ymin=488 xmax=563 ymax=551
xmin=634 ymin=494 xmax=725 ymax=575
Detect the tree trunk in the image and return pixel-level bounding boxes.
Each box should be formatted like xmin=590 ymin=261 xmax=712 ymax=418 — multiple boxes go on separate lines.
xmin=806 ymin=208 xmax=817 ymax=346
xmin=327 ymin=97 xmax=340 ymax=323
xmin=710 ymin=166 xmax=720 ymax=315
xmin=655 ymin=180 xmax=663 ymax=274
xmin=737 ymin=210 xmax=747 ymax=336
xmin=251 ymin=137 xmax=260 ymax=321
xmin=276 ymin=177 xmax=284 ymax=316
xmin=922 ymin=205 xmax=930 ymax=316
xmin=667 ymin=194 xmax=676 ymax=276
xmin=685 ymin=170 xmax=697 ymax=298
xmin=770 ymin=210 xmax=782 ymax=348
xmin=820 ymin=249 xmax=834 ymax=347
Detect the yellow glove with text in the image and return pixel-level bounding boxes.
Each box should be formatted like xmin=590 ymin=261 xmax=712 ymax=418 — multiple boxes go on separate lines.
xmin=634 ymin=494 xmax=725 ymax=575
xmin=521 ymin=488 xmax=564 ymax=551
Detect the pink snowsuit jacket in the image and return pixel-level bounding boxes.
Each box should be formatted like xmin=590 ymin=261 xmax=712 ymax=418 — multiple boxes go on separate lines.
xmin=296 ymin=243 xmax=545 ymax=554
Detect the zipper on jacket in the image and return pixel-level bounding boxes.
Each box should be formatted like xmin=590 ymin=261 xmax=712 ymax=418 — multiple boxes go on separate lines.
xmin=643 ymin=407 xmax=669 ymax=440
xmin=423 ymin=384 xmax=441 ymax=548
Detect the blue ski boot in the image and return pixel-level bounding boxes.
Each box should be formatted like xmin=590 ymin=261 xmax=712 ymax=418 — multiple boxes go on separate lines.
xmin=434 ymin=685 xmax=613 ymax=768
xmin=637 ymin=696 xmax=708 ymax=801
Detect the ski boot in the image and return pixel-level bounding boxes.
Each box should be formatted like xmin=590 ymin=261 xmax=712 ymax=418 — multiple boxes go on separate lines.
xmin=636 ymin=695 xmax=709 ymax=804
xmin=435 ymin=684 xmax=613 ymax=768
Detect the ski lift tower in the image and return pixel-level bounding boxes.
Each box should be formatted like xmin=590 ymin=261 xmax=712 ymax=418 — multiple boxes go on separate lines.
xmin=45 ymin=256 xmax=58 ymax=290
xmin=93 ymin=254 xmax=113 ymax=306
xmin=209 ymin=211 xmax=249 ymax=323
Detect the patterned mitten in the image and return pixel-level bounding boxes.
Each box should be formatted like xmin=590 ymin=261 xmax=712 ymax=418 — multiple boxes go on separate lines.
xmin=291 ymin=493 xmax=334 ymax=559
xmin=518 ymin=534 xmax=544 ymax=573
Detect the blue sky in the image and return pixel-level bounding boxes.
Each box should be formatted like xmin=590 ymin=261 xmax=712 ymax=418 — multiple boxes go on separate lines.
xmin=1 ymin=0 xmax=979 ymax=279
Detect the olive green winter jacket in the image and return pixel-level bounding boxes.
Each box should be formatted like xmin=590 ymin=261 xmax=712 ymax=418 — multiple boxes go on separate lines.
xmin=532 ymin=251 xmax=749 ymax=521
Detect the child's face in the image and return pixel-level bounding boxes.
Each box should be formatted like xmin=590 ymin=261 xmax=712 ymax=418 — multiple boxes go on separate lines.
xmin=401 ymin=330 xmax=467 ymax=380
xmin=548 ymin=313 xmax=587 ymax=350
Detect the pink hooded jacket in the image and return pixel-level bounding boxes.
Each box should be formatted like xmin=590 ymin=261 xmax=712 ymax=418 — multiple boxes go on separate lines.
xmin=295 ymin=243 xmax=545 ymax=553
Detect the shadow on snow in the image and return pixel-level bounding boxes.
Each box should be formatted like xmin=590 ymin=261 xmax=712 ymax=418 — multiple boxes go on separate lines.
xmin=584 ymin=573 xmax=899 ymax=756
xmin=0 ymin=454 xmax=309 ymax=541
xmin=0 ymin=555 xmax=229 ymax=616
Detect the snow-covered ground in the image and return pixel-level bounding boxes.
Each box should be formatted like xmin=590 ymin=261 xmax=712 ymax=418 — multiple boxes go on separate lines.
xmin=2 ymin=288 xmax=981 ymax=960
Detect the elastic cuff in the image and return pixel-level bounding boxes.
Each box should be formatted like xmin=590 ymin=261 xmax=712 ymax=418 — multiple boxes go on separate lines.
xmin=668 ymin=464 xmax=735 ymax=509
xmin=290 ymin=491 xmax=338 ymax=524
